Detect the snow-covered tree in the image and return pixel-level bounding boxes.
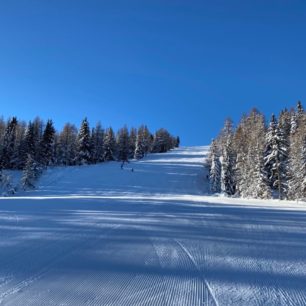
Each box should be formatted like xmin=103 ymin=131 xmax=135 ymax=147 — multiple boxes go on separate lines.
xmin=39 ymin=120 xmax=56 ymax=166
xmin=288 ymin=102 xmax=306 ymax=199
xmin=117 ymin=126 xmax=129 ymax=162
xmin=263 ymin=115 xmax=289 ymax=199
xmin=128 ymin=127 xmax=137 ymax=159
xmin=21 ymin=154 xmax=42 ymax=190
xmin=57 ymin=123 xmax=78 ymax=166
xmin=209 ymin=139 xmax=221 ymax=193
xmin=134 ymin=126 xmax=145 ymax=159
xmin=90 ymin=122 xmax=104 ymax=163
xmin=1 ymin=117 xmax=18 ymax=169
xmin=221 ymin=138 xmax=236 ymax=195
xmin=76 ymin=118 xmax=91 ymax=165
xmin=103 ymin=127 xmax=116 ymax=161
xmin=152 ymin=128 xmax=173 ymax=153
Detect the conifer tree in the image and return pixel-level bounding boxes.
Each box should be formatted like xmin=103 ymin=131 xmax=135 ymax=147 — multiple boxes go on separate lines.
xmin=90 ymin=122 xmax=104 ymax=163
xmin=297 ymin=100 xmax=304 ymax=117
xmin=1 ymin=117 xmax=18 ymax=169
xmin=128 ymin=127 xmax=137 ymax=159
xmin=221 ymin=138 xmax=236 ymax=195
xmin=57 ymin=123 xmax=78 ymax=166
xmin=76 ymin=118 xmax=91 ymax=165
xmin=134 ymin=126 xmax=146 ymax=159
xmin=288 ymin=102 xmax=306 ymax=199
xmin=209 ymin=139 xmax=221 ymax=193
xmin=39 ymin=120 xmax=56 ymax=166
xmin=32 ymin=117 xmax=44 ymax=162
xmin=21 ymin=154 xmax=42 ymax=190
xmin=103 ymin=127 xmax=116 ymax=161
xmin=117 ymin=126 xmax=129 ymax=162
xmin=152 ymin=128 xmax=172 ymax=153
xmin=263 ymin=115 xmax=289 ymax=199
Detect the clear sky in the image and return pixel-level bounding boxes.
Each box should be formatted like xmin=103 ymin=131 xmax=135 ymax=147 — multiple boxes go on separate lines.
xmin=0 ymin=0 xmax=305 ymax=145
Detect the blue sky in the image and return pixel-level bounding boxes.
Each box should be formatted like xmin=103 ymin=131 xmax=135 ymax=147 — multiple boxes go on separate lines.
xmin=0 ymin=0 xmax=305 ymax=145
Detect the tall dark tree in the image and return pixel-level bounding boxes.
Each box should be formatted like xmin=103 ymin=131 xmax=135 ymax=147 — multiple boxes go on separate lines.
xmin=221 ymin=138 xmax=236 ymax=195
xmin=76 ymin=118 xmax=91 ymax=165
xmin=91 ymin=122 xmax=104 ymax=163
xmin=152 ymin=128 xmax=173 ymax=153
xmin=128 ymin=127 xmax=137 ymax=159
xmin=117 ymin=126 xmax=129 ymax=162
xmin=1 ymin=117 xmax=18 ymax=169
xmin=57 ymin=123 xmax=78 ymax=166
xmin=103 ymin=127 xmax=116 ymax=161
xmin=39 ymin=120 xmax=56 ymax=166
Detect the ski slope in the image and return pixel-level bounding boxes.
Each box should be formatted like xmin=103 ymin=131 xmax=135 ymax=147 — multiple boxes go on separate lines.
xmin=1 ymin=146 xmax=306 ymax=305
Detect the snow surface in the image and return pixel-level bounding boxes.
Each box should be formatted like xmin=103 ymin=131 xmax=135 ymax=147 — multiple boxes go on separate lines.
xmin=1 ymin=146 xmax=306 ymax=305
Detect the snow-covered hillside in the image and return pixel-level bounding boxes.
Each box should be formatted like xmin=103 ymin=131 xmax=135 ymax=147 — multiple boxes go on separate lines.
xmin=1 ymin=146 xmax=306 ymax=305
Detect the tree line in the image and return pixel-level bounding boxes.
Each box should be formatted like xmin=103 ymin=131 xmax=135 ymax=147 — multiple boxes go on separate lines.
xmin=0 ymin=117 xmax=179 ymax=192
xmin=207 ymin=101 xmax=305 ymax=201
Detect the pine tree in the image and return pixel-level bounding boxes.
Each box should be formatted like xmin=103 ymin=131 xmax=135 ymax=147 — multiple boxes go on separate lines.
xmin=209 ymin=139 xmax=221 ymax=193
xmin=1 ymin=117 xmax=18 ymax=169
xmin=90 ymin=122 xmax=104 ymax=163
xmin=21 ymin=154 xmax=42 ymax=190
xmin=297 ymin=100 xmax=304 ymax=117
xmin=117 ymin=126 xmax=129 ymax=162
xmin=134 ymin=126 xmax=146 ymax=159
xmin=301 ymin=136 xmax=306 ymax=199
xmin=247 ymin=111 xmax=270 ymax=199
xmin=0 ymin=170 xmax=15 ymax=194
xmin=215 ymin=118 xmax=236 ymax=195
xmin=103 ymin=127 xmax=116 ymax=161
xmin=142 ymin=125 xmax=151 ymax=155
xmin=57 ymin=123 xmax=78 ymax=166
xmin=152 ymin=128 xmax=172 ymax=153
xmin=288 ymin=103 xmax=306 ymax=200
xmin=76 ymin=118 xmax=91 ymax=165
xmin=32 ymin=117 xmax=44 ymax=162
xmin=128 ymin=127 xmax=137 ymax=159
xmin=232 ymin=117 xmax=248 ymax=196
xmin=263 ymin=115 xmax=289 ymax=199
xmin=39 ymin=120 xmax=56 ymax=166
xmin=221 ymin=138 xmax=236 ymax=195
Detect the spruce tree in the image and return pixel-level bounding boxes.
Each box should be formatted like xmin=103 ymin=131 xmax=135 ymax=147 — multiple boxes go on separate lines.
xmin=39 ymin=120 xmax=56 ymax=166
xmin=128 ymin=127 xmax=137 ymax=159
xmin=1 ymin=117 xmax=18 ymax=169
xmin=90 ymin=122 xmax=104 ymax=163
xmin=209 ymin=139 xmax=221 ymax=193
xmin=134 ymin=126 xmax=145 ymax=159
xmin=21 ymin=154 xmax=42 ymax=190
xmin=76 ymin=118 xmax=92 ymax=165
xmin=152 ymin=128 xmax=172 ymax=153
xmin=117 ymin=126 xmax=129 ymax=162
xmin=221 ymin=138 xmax=236 ymax=195
xmin=288 ymin=103 xmax=306 ymax=199
xmin=263 ymin=115 xmax=289 ymax=199
xmin=57 ymin=123 xmax=78 ymax=166
xmin=103 ymin=127 xmax=116 ymax=161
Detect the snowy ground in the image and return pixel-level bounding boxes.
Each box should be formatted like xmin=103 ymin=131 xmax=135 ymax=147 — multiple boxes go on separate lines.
xmin=1 ymin=146 xmax=306 ymax=305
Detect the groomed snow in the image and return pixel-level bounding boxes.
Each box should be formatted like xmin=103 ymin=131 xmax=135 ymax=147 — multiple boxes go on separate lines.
xmin=0 ymin=146 xmax=306 ymax=305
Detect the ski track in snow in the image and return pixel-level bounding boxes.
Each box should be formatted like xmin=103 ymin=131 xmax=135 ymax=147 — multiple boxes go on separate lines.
xmin=1 ymin=146 xmax=306 ymax=305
